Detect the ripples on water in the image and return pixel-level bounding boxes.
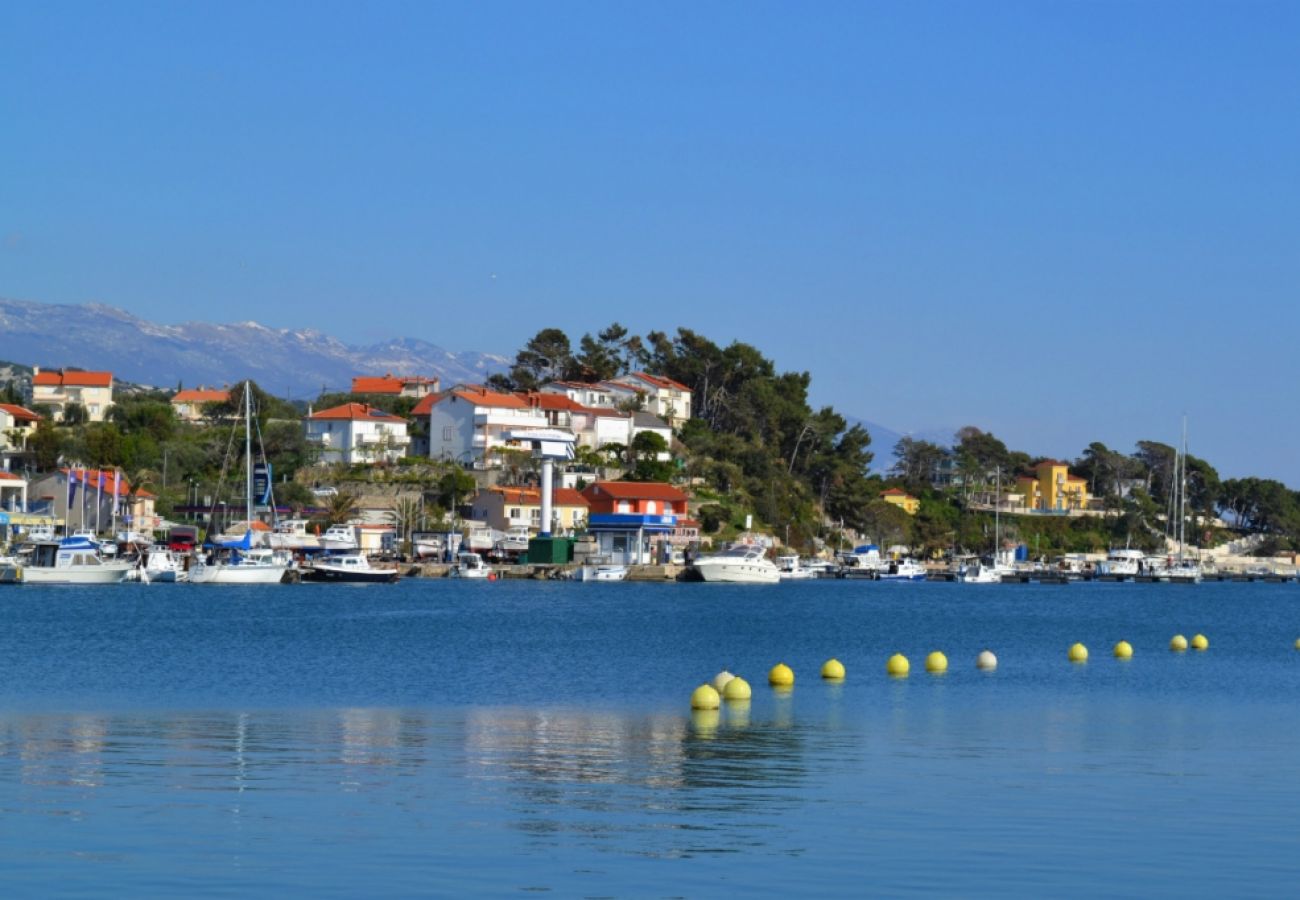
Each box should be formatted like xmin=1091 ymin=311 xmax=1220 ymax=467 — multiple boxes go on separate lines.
xmin=1 ymin=580 xmax=1299 ymax=895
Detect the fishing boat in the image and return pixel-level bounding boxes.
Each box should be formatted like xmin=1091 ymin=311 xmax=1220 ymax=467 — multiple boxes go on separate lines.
xmin=302 ymin=553 xmax=400 ymax=583
xmin=5 ymin=536 xmax=133 ymax=585
xmin=878 ymin=558 xmax=927 ymax=581
xmin=958 ymin=561 xmax=1002 ymax=584
xmin=319 ymin=524 xmax=359 ymax=552
xmin=142 ymin=547 xmax=189 ymax=583
xmin=775 ymin=554 xmax=815 ymax=580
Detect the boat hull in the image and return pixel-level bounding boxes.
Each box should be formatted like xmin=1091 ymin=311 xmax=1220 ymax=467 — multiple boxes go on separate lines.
xmin=574 ymin=565 xmax=628 ymax=582
xmin=14 ymin=565 xmax=132 ymax=585
xmin=693 ymin=563 xmax=780 ymax=584
xmin=189 ymin=564 xmax=289 ymax=585
xmin=302 ymin=567 xmax=399 ymax=584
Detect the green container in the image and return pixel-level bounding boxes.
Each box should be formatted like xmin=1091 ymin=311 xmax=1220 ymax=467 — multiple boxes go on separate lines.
xmin=527 ymin=536 xmax=574 ymax=565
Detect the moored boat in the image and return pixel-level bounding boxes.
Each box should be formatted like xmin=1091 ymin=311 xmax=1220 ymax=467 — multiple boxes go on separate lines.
xmin=302 ymin=553 xmax=400 ymax=583
xmin=692 ymin=545 xmax=780 ymax=584
xmin=7 ymin=536 xmax=133 ymax=585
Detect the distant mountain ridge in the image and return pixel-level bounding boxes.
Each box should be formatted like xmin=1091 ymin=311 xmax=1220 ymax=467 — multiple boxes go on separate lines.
xmin=843 ymin=417 xmax=956 ymax=473
xmin=0 ymin=297 xmax=509 ymax=397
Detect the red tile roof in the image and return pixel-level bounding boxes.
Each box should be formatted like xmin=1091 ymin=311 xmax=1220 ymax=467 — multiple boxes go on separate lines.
xmin=412 ymin=385 xmax=529 ymax=416
xmin=350 ymin=374 xmax=434 ymax=394
xmin=60 ymin=467 xmax=132 ymax=496
xmin=880 ymin=488 xmax=914 ymax=497
xmin=33 ymin=370 xmax=113 ymax=387
xmin=484 ymin=486 xmax=589 ymax=507
xmin=308 ymin=403 xmax=407 ymax=422
xmin=581 ymin=481 xmax=688 ymax=502
xmin=171 ymin=389 xmax=230 ymax=404
xmin=519 ymin=392 xmax=585 ymax=411
xmin=623 ymin=371 xmax=691 ymax=393
xmin=0 ymin=471 xmax=24 ymax=481
xmin=0 ymin=403 xmax=41 ymax=421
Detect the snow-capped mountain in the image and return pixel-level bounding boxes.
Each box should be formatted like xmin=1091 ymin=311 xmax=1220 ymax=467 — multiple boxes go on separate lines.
xmin=0 ymin=297 xmax=509 ymax=395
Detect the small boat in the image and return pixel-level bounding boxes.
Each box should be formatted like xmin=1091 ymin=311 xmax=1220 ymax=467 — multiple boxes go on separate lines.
xmin=878 ymin=558 xmax=927 ymax=581
xmin=269 ymin=518 xmax=322 ymax=552
xmin=959 ymin=562 xmax=1001 ymax=584
xmin=319 ymin=524 xmax=359 ymax=552
xmin=143 ymin=547 xmax=189 ymax=583
xmin=7 ymin=536 xmax=134 ymax=585
xmin=1097 ymin=548 xmax=1143 ymax=581
xmin=449 ymin=552 xmax=492 ymax=579
xmin=692 ymin=545 xmax=780 ymax=584
xmin=412 ymin=533 xmax=444 ymax=560
xmin=190 ymin=547 xmax=290 ymax=584
xmin=302 ymin=553 xmax=400 ymax=584
xmin=839 ymin=544 xmax=882 ymax=578
xmin=775 ymin=554 xmax=815 ymax=580
xmin=574 ymin=563 xmax=628 ymax=582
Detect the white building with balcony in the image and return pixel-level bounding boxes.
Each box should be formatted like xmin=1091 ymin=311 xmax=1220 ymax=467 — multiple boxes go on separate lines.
xmin=0 ymin=403 xmax=42 ymax=471
xmin=540 ymin=372 xmax=692 ymax=430
xmin=30 ymin=368 xmax=115 ymax=422
xmin=414 ymin=386 xmax=551 ymax=467
xmin=304 ymin=403 xmax=411 ymax=465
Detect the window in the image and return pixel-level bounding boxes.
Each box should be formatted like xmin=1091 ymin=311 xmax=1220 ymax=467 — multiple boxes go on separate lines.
xmin=646 ymin=501 xmax=657 ymax=514
xmin=443 ymin=426 xmax=455 ymax=441
xmin=617 ymin=501 xmax=631 ymax=514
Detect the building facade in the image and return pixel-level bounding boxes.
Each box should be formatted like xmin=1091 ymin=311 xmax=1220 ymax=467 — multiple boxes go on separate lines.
xmin=1012 ymin=460 xmax=1092 ymax=512
xmin=470 ymin=486 xmax=589 ymax=534
xmin=0 ymin=403 xmax=41 ymax=471
xmin=170 ymin=388 xmax=231 ymax=422
xmin=350 ymin=374 xmax=440 ymax=399
xmin=30 ymin=368 xmax=114 ymax=422
xmin=304 ymin=403 xmax=411 ymax=465
xmin=415 ymin=386 xmax=550 ymax=467
xmin=580 ymin=481 xmax=688 ymax=565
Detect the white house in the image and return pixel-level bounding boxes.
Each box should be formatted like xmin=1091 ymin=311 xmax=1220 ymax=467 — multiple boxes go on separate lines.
xmin=0 ymin=402 xmax=41 ymax=470
xmin=540 ymin=380 xmax=640 ymax=410
xmin=0 ymin=470 xmax=28 ymax=513
xmin=611 ymin=372 xmax=693 ymax=429
xmin=30 ymin=368 xmax=114 ymax=422
xmin=629 ymin=411 xmax=674 ymax=460
xmin=414 ymin=386 xmax=550 ymax=467
xmin=304 ymin=403 xmax=411 ymax=465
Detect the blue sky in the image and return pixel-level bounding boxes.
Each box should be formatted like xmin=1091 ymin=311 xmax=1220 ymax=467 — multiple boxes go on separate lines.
xmin=3 ymin=2 xmax=1298 ymax=482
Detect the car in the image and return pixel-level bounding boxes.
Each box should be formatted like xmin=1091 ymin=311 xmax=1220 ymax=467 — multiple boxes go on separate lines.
xmin=312 ymin=486 xmax=338 ymax=498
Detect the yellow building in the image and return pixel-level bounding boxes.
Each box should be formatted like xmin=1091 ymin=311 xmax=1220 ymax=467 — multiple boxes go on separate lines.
xmin=880 ymin=488 xmax=920 ymax=515
xmin=1013 ymin=460 xmax=1090 ymax=512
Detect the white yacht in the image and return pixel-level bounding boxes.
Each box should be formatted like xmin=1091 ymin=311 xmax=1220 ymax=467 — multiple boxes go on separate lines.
xmin=573 ymin=563 xmax=628 ymax=582
xmin=449 ymin=551 xmax=492 ymax=579
xmin=879 ymin=558 xmax=927 ymax=581
xmin=839 ymin=544 xmax=882 ymax=578
xmin=1098 ymin=548 xmax=1144 ymax=580
xmin=190 ymin=547 xmax=289 ymax=584
xmin=692 ymin=545 xmax=781 ymax=584
xmin=7 ymin=536 xmax=133 ymax=585
xmin=319 ymin=524 xmax=359 ymax=552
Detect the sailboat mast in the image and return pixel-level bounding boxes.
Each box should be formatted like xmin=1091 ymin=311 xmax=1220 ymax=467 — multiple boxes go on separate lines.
xmin=1179 ymin=416 xmax=1188 ymax=564
xmin=245 ymin=381 xmax=254 ymax=526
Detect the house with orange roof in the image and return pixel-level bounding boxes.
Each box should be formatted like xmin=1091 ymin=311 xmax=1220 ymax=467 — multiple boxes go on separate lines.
xmin=304 ymin=403 xmax=411 ymax=465
xmin=880 ymin=488 xmax=920 ymax=515
xmin=610 ymin=372 xmax=693 ymax=429
xmin=0 ymin=402 xmax=42 ymax=469
xmin=1011 ymin=460 xmax=1092 ymax=512
xmin=170 ymin=387 xmax=232 ymax=422
xmin=30 ymin=367 xmax=114 ymax=422
xmin=413 ymin=385 xmax=549 ymax=467
xmin=470 ymin=485 xmax=590 ymax=535
xmin=350 ymin=373 xmax=440 ymax=399
xmin=29 ymin=468 xmax=157 ymax=533
xmin=0 ymin=469 xmax=28 ymax=515
xmin=581 ymin=481 xmax=689 ymax=564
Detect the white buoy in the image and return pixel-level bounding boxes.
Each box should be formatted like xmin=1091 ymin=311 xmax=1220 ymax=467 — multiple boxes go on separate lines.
xmin=976 ymin=650 xmax=997 ymax=670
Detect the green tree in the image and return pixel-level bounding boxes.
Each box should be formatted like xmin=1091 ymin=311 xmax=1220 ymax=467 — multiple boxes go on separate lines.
xmin=61 ymin=402 xmax=88 ymax=426
xmin=29 ymin=419 xmax=65 ymax=470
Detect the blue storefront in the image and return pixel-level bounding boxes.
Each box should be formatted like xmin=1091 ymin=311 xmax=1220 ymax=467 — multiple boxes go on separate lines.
xmin=587 ymin=512 xmax=678 ymax=565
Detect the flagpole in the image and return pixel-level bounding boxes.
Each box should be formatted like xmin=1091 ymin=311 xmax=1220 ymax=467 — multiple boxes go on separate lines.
xmin=96 ymin=470 xmax=103 ymax=534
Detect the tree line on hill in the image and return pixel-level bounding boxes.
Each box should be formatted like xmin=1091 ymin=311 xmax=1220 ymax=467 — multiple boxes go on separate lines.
xmin=7 ymin=324 xmax=1300 ymax=557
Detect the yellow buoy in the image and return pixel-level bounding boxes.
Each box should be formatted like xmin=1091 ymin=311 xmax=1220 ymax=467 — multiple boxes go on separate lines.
xmin=925 ymin=651 xmax=948 ymax=673
xmin=690 ymin=683 xmax=720 ymax=710
xmin=1170 ymin=634 xmax=1188 ymax=652
xmin=1113 ymin=640 xmax=1133 ymax=659
xmin=712 ymin=670 xmax=736 ymax=693
xmin=821 ymin=658 xmax=845 ymax=680
xmin=1068 ymin=642 xmax=1088 ymax=663
xmin=886 ymin=653 xmax=910 ymax=677
xmin=768 ymin=662 xmax=795 ymax=687
xmin=1294 ymin=638 xmax=1300 ymax=651
xmin=691 ymin=708 xmax=720 ymax=735
xmin=976 ymin=649 xmax=998 ymax=670
xmin=723 ymin=676 xmax=752 ymax=701
xmin=1191 ymin=633 xmax=1209 ymax=651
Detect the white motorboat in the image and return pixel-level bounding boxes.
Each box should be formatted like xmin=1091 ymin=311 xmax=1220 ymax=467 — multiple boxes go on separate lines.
xmin=775 ymin=554 xmax=815 ymax=580
xmin=449 ymin=551 xmax=492 ymax=579
xmin=302 ymin=553 xmax=400 ymax=583
xmin=573 ymin=563 xmax=628 ymax=582
xmin=493 ymin=526 xmax=531 ymax=558
xmin=7 ymin=536 xmax=133 ymax=585
xmin=142 ymin=548 xmax=189 ymax=583
xmin=692 ymin=545 xmax=780 ymax=584
xmin=839 ymin=544 xmax=882 ymax=578
xmin=269 ymin=518 xmax=321 ymax=552
xmin=879 ymin=558 xmax=927 ymax=581
xmin=959 ymin=562 xmax=1002 ymax=584
xmin=319 ymin=524 xmax=359 ymax=552
xmin=412 ymin=533 xmax=444 ymax=560
xmin=1098 ymin=548 xmax=1144 ymax=579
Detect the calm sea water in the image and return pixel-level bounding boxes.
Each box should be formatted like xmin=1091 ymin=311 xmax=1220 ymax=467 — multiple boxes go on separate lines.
xmin=1 ymin=578 xmax=1298 ymax=896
